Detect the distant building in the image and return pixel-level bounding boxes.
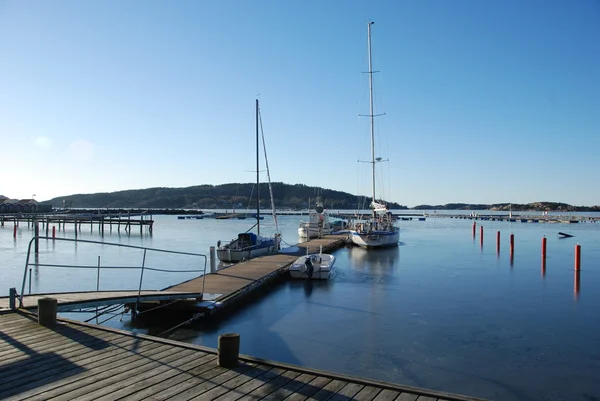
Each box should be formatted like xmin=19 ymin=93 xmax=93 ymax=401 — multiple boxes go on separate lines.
xmin=0 ymin=198 xmax=50 ymax=213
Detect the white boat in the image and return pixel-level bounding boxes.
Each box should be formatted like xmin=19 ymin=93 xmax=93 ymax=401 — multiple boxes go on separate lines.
xmin=217 ymin=99 xmax=281 ymax=263
xmin=349 ymin=22 xmax=400 ymax=248
xmin=289 ymin=253 xmax=335 ymax=280
xmin=297 ymin=198 xmax=347 ymax=239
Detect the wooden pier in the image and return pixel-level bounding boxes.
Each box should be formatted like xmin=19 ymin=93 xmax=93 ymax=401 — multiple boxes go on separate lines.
xmin=0 ymin=235 xmax=350 ymax=318
xmin=147 ymin=235 xmax=351 ymax=317
xmin=0 ymin=212 xmax=154 ymax=235
xmin=0 ymin=310 xmax=489 ymax=401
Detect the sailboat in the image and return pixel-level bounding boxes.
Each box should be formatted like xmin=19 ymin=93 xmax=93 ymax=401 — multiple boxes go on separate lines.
xmin=216 ymin=99 xmax=281 ymax=263
xmin=349 ymin=21 xmax=400 ymax=248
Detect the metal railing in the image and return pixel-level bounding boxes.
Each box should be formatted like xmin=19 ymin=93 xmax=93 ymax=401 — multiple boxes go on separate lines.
xmin=19 ymin=236 xmax=208 ymax=311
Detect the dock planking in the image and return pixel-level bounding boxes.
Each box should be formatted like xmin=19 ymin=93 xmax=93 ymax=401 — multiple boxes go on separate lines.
xmin=166 ymin=234 xmax=349 ymax=306
xmin=0 ymin=311 xmax=490 ymax=401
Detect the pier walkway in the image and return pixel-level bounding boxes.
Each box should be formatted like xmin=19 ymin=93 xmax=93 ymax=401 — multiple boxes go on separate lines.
xmin=1 ymin=235 xmax=350 ymax=317
xmin=0 ymin=310 xmax=489 ymax=401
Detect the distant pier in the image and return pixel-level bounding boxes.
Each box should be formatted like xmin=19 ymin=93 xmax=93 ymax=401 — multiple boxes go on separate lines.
xmin=426 ymin=213 xmax=599 ymax=223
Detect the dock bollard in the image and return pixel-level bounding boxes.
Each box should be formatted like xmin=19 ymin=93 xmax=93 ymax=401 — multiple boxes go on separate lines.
xmin=218 ymin=333 xmax=240 ymax=368
xmin=38 ymin=297 xmax=57 ymax=328
xmin=209 ymin=246 xmax=216 ymax=273
xmin=9 ymin=288 xmax=17 ymax=310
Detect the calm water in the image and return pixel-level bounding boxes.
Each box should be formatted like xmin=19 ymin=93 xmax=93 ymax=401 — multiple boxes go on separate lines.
xmin=1 ymin=213 xmax=599 ymax=401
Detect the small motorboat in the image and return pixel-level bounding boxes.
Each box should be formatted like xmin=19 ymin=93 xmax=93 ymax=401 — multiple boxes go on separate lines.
xmin=289 ymin=253 xmax=335 ymax=280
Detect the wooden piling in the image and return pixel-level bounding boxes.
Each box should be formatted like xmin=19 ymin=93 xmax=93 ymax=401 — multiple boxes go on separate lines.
xmin=496 ymin=231 xmax=500 ymax=253
xmin=472 ymin=221 xmax=476 ymax=237
xmin=218 ymin=333 xmax=240 ymax=368
xmin=38 ymin=297 xmax=57 ymax=327
xmin=510 ymin=233 xmax=514 ymax=254
xmin=575 ymin=244 xmax=581 ymax=271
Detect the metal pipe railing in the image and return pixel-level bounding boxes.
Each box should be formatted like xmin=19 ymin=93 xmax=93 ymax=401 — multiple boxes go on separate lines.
xmin=19 ymin=236 xmax=208 ymax=308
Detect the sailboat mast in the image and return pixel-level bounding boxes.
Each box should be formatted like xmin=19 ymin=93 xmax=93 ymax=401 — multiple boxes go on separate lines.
xmin=367 ymin=21 xmax=376 ymax=218
xmin=256 ymin=98 xmax=260 ymax=235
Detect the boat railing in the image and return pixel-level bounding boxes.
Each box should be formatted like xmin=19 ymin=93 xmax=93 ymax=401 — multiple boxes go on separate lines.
xmin=19 ymin=236 xmax=208 ymax=311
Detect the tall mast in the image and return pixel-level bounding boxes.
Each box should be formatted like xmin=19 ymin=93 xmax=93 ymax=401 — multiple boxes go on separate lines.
xmin=367 ymin=21 xmax=376 ymax=218
xmin=256 ymin=98 xmax=260 ymax=235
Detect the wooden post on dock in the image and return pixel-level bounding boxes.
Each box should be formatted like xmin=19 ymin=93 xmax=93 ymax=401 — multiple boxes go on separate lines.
xmin=52 ymin=226 xmax=56 ymax=239
xmin=210 ymin=246 xmax=216 ymax=273
xmin=218 ymin=333 xmax=240 ymax=368
xmin=38 ymin=297 xmax=57 ymax=328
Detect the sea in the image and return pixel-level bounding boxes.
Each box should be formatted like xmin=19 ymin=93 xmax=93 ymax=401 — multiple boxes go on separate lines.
xmin=1 ymin=211 xmax=599 ymax=401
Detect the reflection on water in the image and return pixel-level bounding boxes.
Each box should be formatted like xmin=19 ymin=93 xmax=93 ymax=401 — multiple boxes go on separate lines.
xmin=348 ymin=245 xmax=400 ymax=275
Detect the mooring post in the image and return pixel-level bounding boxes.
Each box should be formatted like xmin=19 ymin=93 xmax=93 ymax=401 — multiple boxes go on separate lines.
xmin=45 ymin=218 xmax=49 ymax=236
xmin=218 ymin=333 xmax=240 ymax=368
xmin=9 ymin=288 xmax=17 ymax=310
xmin=34 ymin=221 xmax=39 ymax=254
xmin=38 ymin=297 xmax=57 ymax=327
xmin=210 ymin=246 xmax=216 ymax=273
xmin=575 ymin=244 xmax=581 ymax=271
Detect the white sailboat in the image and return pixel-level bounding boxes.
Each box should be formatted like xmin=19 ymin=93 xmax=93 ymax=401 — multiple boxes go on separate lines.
xmin=217 ymin=99 xmax=281 ymax=262
xmin=350 ymin=21 xmax=400 ymax=248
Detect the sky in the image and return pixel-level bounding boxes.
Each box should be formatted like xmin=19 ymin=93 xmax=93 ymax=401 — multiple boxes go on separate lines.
xmin=1 ymin=0 xmax=599 ymax=207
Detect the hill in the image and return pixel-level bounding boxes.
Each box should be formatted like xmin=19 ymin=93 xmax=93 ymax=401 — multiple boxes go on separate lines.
xmin=40 ymin=183 xmax=408 ymax=210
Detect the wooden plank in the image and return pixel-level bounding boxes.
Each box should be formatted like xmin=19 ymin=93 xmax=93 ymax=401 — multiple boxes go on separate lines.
xmin=51 ymin=348 xmax=197 ymax=401
xmin=397 ymin=393 xmax=419 ymax=401
xmin=113 ymin=353 xmax=219 ymax=401
xmin=0 ymin=323 xmax=120 ymax=362
xmin=415 ymin=396 xmax=437 ymax=401
xmin=166 ymin=362 xmax=258 ymax=401
xmin=1 ymin=339 xmax=165 ymax=400
xmin=373 ymin=389 xmax=401 ymax=401
xmin=255 ymin=372 xmax=317 ymax=401
xmin=213 ymin=367 xmax=286 ymax=401
xmin=327 ymin=382 xmax=365 ymax=400
xmin=17 ymin=343 xmax=180 ymax=401
xmin=0 ymin=331 xmax=127 ymax=385
xmin=300 ymin=379 xmax=347 ymax=400
xmin=239 ymin=369 xmax=302 ymax=400
xmin=353 ymin=385 xmax=383 ymax=401
xmin=283 ymin=376 xmax=333 ymax=401
xmin=190 ymin=364 xmax=273 ymax=401
xmin=79 ymin=349 xmax=207 ymax=400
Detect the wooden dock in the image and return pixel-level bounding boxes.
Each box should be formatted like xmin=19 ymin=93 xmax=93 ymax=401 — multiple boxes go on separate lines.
xmin=0 ymin=235 xmax=350 ymax=318
xmin=0 ymin=310 xmax=489 ymax=401
xmin=160 ymin=235 xmax=350 ymax=316
xmin=0 ymin=212 xmax=154 ymax=235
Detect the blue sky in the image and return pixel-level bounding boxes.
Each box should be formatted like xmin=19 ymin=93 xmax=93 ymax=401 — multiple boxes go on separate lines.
xmin=1 ymin=0 xmax=598 ymax=207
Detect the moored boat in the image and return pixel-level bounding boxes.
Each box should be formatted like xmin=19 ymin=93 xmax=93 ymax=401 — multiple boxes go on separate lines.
xmin=289 ymin=253 xmax=335 ymax=280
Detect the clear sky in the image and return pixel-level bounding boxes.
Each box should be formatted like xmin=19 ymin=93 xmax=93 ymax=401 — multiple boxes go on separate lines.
xmin=1 ymin=0 xmax=598 ymax=207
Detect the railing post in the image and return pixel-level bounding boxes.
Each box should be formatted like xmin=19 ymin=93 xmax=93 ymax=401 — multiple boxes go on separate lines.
xmin=96 ymin=256 xmax=101 ymax=291
xmin=135 ymin=249 xmax=148 ymax=314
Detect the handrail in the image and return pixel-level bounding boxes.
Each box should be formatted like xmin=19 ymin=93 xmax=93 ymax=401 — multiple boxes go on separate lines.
xmin=19 ymin=236 xmax=208 ymax=309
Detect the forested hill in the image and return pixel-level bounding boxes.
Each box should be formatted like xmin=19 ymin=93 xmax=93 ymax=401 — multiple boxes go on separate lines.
xmin=41 ymin=183 xmax=408 ymax=210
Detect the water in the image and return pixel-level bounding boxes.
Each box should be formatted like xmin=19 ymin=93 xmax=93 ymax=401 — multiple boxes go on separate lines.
xmin=1 ymin=214 xmax=599 ymax=401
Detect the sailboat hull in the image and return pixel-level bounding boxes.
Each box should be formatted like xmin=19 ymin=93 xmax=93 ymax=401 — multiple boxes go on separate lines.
xmin=350 ymin=228 xmax=399 ymax=248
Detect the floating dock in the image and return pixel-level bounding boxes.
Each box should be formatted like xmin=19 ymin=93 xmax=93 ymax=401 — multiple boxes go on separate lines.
xmin=0 ymin=310 xmax=489 ymax=401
